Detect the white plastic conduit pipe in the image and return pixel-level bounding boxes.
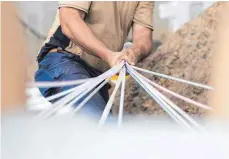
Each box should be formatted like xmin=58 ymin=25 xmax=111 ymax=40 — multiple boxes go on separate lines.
xmin=37 ymin=62 xmax=124 ymax=118
xmin=98 ymin=67 xmax=125 ymax=128
xmin=126 ymin=63 xmax=195 ymax=131
xmin=134 ymin=70 xmax=204 ymax=131
xmin=132 ymin=66 xmax=214 ymax=90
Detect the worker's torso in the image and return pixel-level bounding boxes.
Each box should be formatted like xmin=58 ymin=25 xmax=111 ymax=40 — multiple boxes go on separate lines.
xmin=40 ymin=1 xmax=139 ymax=72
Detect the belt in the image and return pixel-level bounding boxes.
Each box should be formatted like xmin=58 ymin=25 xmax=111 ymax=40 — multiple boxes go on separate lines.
xmin=48 ymin=48 xmax=77 ymax=57
xmin=48 ymin=48 xmax=60 ymax=54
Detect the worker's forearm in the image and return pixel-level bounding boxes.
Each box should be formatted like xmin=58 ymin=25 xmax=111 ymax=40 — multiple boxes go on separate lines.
xmin=62 ymin=16 xmax=112 ymax=62
xmin=131 ymin=39 xmax=153 ymax=62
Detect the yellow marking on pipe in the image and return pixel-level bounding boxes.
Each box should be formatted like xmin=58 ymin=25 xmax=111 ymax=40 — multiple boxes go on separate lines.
xmin=110 ymin=75 xmax=130 ymax=81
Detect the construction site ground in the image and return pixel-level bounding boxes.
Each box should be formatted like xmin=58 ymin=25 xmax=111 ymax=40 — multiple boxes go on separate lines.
xmin=113 ymin=2 xmax=225 ymax=116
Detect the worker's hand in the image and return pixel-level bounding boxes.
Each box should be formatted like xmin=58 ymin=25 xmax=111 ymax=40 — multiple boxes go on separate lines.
xmin=119 ymin=47 xmax=141 ymax=65
xmin=107 ymin=47 xmax=141 ymax=68
xmin=106 ymin=52 xmax=122 ymax=68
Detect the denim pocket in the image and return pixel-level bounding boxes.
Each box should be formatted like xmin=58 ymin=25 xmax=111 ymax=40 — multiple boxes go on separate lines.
xmin=34 ymin=68 xmax=56 ymax=97
xmin=35 ymin=68 xmax=53 ymax=82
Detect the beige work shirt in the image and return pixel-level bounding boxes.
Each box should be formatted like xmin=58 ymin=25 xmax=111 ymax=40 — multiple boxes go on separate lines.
xmin=42 ymin=1 xmax=154 ymax=72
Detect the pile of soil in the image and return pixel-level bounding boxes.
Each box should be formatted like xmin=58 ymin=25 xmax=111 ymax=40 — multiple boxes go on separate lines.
xmin=113 ymin=2 xmax=225 ymax=116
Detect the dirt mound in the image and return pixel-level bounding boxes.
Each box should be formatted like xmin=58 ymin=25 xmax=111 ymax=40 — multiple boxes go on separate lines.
xmin=113 ymin=2 xmax=226 ymax=116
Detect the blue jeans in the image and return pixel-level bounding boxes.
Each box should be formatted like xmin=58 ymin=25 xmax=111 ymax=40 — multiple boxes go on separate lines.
xmin=35 ymin=52 xmax=110 ymax=118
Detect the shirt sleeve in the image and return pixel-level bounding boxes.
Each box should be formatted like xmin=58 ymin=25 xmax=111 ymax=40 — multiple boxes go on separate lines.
xmin=133 ymin=1 xmax=154 ymax=31
xmin=58 ymin=1 xmax=91 ymax=14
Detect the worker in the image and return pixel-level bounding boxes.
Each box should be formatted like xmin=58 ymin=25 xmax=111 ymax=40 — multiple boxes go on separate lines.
xmin=35 ymin=1 xmax=154 ymax=117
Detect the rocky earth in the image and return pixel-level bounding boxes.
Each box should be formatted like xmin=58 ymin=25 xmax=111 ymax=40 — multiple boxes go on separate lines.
xmin=113 ymin=2 xmax=227 ymax=116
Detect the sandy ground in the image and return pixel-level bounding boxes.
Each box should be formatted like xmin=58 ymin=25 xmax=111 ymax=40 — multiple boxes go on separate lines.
xmin=113 ymin=2 xmax=227 ymax=116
